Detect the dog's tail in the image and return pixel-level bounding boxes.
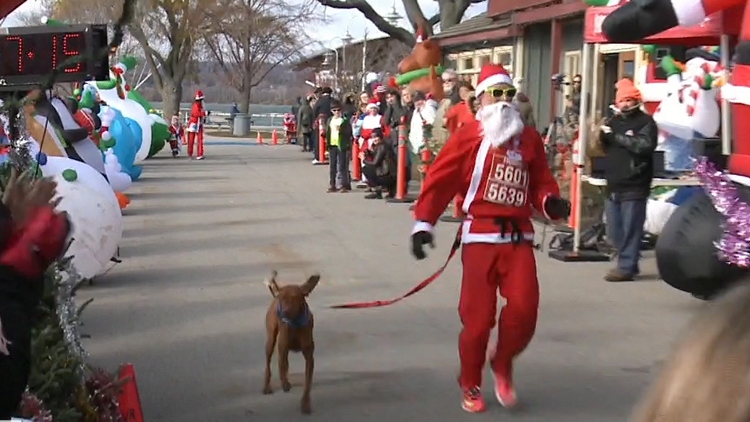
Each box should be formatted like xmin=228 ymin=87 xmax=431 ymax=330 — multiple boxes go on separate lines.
xmin=263 ymin=270 xmax=279 ymax=297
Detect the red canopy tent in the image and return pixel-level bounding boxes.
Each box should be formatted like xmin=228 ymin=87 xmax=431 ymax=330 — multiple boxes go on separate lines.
xmin=0 ymin=0 xmax=28 ymax=21
xmin=550 ymin=2 xmax=743 ymax=262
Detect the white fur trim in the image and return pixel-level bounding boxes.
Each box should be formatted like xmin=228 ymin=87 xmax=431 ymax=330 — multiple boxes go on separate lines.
xmin=721 ymin=83 xmax=750 ymax=106
xmin=462 ymin=136 xmax=493 ymax=213
xmin=412 ymin=221 xmax=433 ymax=234
xmin=728 ymin=174 xmax=750 ymax=186
xmin=476 ymin=73 xmax=513 ymax=97
xmin=361 ymin=114 xmax=381 ymax=129
xmin=460 ymin=221 xmax=535 ymax=244
xmin=366 ymin=102 xmax=379 ymax=110
xmin=670 ymin=0 xmax=706 ymax=26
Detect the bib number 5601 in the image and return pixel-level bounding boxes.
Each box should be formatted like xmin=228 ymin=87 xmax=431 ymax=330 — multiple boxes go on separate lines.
xmin=486 ymin=183 xmax=526 ymax=207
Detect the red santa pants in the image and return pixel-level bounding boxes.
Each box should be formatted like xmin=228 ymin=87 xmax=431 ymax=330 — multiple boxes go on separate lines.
xmin=458 ymin=242 xmax=539 ymax=389
xmin=187 ymin=130 xmax=204 ymax=157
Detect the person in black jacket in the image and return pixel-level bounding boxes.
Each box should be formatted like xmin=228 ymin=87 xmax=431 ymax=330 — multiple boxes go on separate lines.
xmin=600 ymin=78 xmax=658 ymax=282
xmin=360 ymin=128 xmax=398 ymax=199
xmin=311 ymin=87 xmax=334 ymax=163
xmin=0 ymin=171 xmax=71 ymax=419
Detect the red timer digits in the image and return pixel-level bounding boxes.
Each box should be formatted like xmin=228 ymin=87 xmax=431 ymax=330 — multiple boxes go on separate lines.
xmin=0 ymin=32 xmax=85 ymax=76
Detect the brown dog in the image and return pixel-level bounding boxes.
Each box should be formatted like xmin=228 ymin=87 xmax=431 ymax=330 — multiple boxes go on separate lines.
xmin=263 ymin=271 xmax=320 ymax=414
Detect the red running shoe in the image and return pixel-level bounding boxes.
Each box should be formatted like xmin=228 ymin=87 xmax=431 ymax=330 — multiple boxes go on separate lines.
xmin=461 ymin=387 xmax=486 ymax=413
xmin=488 ymin=345 xmax=518 ymax=409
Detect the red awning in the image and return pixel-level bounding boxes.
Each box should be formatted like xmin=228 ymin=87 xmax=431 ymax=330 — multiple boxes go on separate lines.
xmin=584 ymin=5 xmax=742 ymax=44
xmin=0 ymin=0 xmax=27 ymax=21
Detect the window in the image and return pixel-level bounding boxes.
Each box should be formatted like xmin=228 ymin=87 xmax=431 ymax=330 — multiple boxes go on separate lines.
xmin=622 ymin=60 xmax=635 ymax=79
xmin=463 ymin=57 xmax=473 ymax=70
xmin=475 ymin=55 xmax=490 ymax=68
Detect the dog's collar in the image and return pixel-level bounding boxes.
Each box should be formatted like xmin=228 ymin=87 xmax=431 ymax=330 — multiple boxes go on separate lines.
xmin=277 ymin=302 xmax=310 ymax=328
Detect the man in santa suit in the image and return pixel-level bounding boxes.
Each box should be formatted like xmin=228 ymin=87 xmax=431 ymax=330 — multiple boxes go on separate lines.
xmin=410 ymin=63 xmax=571 ymax=413
xmin=187 ymin=90 xmax=207 ymax=160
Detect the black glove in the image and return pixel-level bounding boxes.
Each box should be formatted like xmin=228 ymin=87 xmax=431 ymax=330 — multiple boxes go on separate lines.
xmin=411 ymin=231 xmax=434 ymax=260
xmin=544 ymin=196 xmax=571 ymax=220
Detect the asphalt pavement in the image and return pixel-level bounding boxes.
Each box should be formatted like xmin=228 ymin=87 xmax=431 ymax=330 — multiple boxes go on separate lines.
xmin=80 ymin=138 xmax=701 ymax=422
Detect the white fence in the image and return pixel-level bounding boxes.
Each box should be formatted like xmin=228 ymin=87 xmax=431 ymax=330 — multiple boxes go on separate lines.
xmin=155 ymin=110 xmax=287 ymax=131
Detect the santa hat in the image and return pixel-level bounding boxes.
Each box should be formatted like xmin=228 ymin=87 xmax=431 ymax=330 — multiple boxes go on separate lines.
xmin=475 ymin=64 xmax=513 ymax=97
xmin=195 ymin=90 xmax=205 ymax=101
xmin=366 ymin=98 xmax=380 ymax=110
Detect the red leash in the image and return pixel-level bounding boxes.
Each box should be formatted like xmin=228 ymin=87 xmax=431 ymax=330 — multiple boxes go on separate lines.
xmin=330 ymin=232 xmax=462 ymax=309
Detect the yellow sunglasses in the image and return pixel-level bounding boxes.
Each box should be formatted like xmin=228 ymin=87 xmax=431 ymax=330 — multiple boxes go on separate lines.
xmin=486 ymin=87 xmax=517 ymax=99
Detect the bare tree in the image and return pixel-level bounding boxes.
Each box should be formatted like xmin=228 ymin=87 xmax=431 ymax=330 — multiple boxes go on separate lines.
xmin=201 ymin=0 xmax=317 ymax=114
xmin=9 ymin=0 xmax=54 ymax=26
xmin=127 ymin=0 xmax=224 ymax=117
xmin=335 ymin=40 xmax=411 ymax=93
xmin=313 ymin=0 xmax=486 ymax=46
xmin=45 ymin=0 xmax=151 ymax=92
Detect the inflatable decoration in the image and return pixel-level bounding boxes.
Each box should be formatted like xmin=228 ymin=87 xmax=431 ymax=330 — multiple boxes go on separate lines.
xmin=87 ymin=58 xmax=153 ymax=163
xmin=586 ymin=0 xmax=750 ymax=299
xmin=23 ymin=141 xmax=123 ymax=279
xmin=104 ymin=105 xmax=142 ymax=181
xmin=100 ymin=109 xmax=133 ymax=193
xmin=652 ymin=49 xmax=725 ymax=171
xmin=395 ymin=25 xmax=445 ymax=101
xmin=23 ymin=89 xmax=107 ymax=176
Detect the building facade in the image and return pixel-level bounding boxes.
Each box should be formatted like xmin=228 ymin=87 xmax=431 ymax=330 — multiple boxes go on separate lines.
xmin=435 ymin=0 xmax=588 ymax=129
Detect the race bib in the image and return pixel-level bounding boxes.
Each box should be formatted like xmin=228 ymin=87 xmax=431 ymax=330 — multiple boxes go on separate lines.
xmin=483 ymin=152 xmax=529 ymax=208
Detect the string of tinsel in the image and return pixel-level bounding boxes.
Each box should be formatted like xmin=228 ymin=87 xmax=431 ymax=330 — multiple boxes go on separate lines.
xmin=694 ymin=157 xmax=750 ymax=268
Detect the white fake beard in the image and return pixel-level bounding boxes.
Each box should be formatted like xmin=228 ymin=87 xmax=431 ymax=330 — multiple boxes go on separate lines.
xmin=477 ymin=101 xmax=524 ymax=147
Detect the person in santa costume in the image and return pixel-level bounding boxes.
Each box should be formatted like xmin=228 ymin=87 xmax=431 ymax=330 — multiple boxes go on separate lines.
xmin=169 ymin=114 xmax=184 ymax=158
xmin=410 ymin=63 xmax=571 ymax=413
xmin=187 ymin=90 xmax=207 ymax=160
xmin=358 ymin=99 xmax=389 ymax=187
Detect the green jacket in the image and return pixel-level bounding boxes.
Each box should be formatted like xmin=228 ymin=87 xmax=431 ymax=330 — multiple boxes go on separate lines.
xmin=325 ymin=115 xmax=353 ymax=151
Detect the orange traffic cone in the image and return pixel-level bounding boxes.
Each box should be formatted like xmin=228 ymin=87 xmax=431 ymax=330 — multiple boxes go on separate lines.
xmin=272 ymin=129 xmax=279 ymax=145
xmin=257 ymin=131 xmax=264 ymax=145
xmin=118 ymin=363 xmax=144 ymax=422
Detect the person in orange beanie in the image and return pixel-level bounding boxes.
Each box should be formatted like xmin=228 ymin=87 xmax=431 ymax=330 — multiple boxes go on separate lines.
xmin=599 ymin=78 xmax=657 ymax=282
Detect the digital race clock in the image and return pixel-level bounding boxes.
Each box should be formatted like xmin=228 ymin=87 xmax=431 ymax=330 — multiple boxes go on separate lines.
xmin=0 ymin=24 xmax=110 ymax=89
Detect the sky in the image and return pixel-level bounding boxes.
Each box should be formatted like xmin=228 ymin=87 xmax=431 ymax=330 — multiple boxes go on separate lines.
xmin=2 ymin=0 xmax=487 ymax=44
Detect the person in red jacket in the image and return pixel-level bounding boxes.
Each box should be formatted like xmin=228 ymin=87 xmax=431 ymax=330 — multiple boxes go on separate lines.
xmin=168 ymin=114 xmax=184 ymax=158
xmin=187 ymin=90 xmax=207 ymax=160
xmin=410 ymin=63 xmax=570 ymax=413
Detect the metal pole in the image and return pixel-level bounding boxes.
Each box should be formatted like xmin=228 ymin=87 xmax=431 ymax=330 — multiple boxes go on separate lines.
xmin=573 ymin=42 xmax=593 ymax=254
xmin=721 ymin=34 xmax=732 ymax=155
xmin=334 ymin=49 xmax=339 ymax=92
xmin=361 ymin=31 xmax=368 ymax=92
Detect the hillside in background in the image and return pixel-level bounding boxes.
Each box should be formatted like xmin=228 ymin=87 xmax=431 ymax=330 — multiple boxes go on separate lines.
xmin=136 ymin=61 xmax=310 ymax=105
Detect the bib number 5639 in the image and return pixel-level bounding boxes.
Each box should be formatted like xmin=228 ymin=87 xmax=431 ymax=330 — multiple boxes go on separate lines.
xmin=486 ymin=183 xmax=526 ymax=207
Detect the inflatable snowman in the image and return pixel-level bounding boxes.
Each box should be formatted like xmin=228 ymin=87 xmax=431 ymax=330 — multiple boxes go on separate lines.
xmin=652 ymin=50 xmax=723 ymax=171
xmin=102 ymin=105 xmax=142 ymax=181
xmin=99 ymin=108 xmax=132 ymax=192
xmin=86 ymin=58 xmax=153 ymax=163
xmin=24 ymin=141 xmax=122 ymax=279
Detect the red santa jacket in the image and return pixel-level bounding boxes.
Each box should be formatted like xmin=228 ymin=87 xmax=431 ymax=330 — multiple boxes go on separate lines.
xmin=412 ymin=122 xmax=559 ymax=244
xmin=360 ymin=113 xmax=388 ymax=149
xmin=187 ymin=102 xmax=206 ymax=132
xmin=169 ymin=124 xmax=184 ymax=142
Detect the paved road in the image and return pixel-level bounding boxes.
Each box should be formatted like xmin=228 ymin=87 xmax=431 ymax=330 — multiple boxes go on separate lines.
xmin=81 ymin=140 xmax=700 ymax=422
